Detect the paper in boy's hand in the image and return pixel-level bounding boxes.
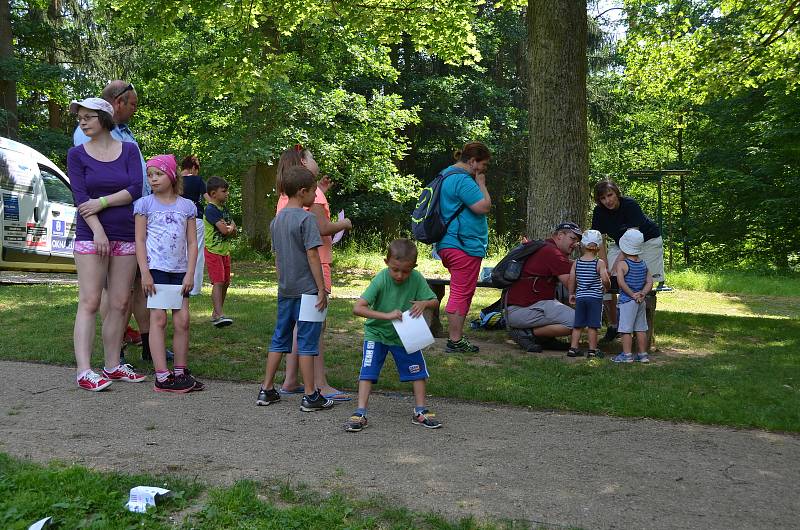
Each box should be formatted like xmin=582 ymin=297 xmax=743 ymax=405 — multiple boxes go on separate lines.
xmin=391 ymin=310 xmax=435 ymax=353
xmin=299 ymin=293 xmax=328 ymax=322
xmin=332 ymin=210 xmax=346 ymax=245
xmin=146 ymin=284 xmax=184 ymax=310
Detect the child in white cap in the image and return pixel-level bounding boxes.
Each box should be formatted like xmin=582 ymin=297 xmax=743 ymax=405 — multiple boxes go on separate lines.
xmin=568 ymin=229 xmax=611 ymax=358
xmin=612 ymin=229 xmax=653 ymax=363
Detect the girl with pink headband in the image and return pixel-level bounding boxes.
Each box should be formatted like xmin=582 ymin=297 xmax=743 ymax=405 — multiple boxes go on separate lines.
xmin=133 ymin=154 xmax=202 ymax=393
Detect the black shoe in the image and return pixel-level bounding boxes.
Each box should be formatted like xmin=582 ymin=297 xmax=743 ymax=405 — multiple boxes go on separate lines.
xmin=567 ymin=347 xmax=583 ymax=357
xmin=508 ymin=328 xmax=543 ymax=353
xmin=256 ymin=386 xmax=280 ymax=406
xmin=185 ymin=369 xmax=204 ymax=391
xmin=300 ymin=391 xmax=334 ymax=412
xmin=445 ymin=337 xmax=480 ymax=353
xmin=539 ymin=337 xmax=570 ymax=351
xmin=601 ymin=326 xmax=618 ymax=343
xmin=154 ymin=373 xmax=194 ymax=393
xmin=587 ymin=349 xmax=604 ymax=359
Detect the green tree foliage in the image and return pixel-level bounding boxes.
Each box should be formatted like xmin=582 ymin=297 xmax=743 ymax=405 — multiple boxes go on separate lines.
xmin=592 ymin=0 xmax=800 ymax=270
xmin=624 ymin=0 xmax=800 ymax=103
xmin=3 ymin=0 xmax=114 ymax=160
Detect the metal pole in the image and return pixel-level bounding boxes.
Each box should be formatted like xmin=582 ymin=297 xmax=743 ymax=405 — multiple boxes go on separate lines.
xmin=677 ymin=116 xmax=689 ymax=266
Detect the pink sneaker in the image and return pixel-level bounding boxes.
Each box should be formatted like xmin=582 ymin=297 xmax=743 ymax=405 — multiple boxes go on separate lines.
xmin=102 ymin=363 xmax=147 ymax=383
xmin=77 ymin=370 xmax=112 ymax=392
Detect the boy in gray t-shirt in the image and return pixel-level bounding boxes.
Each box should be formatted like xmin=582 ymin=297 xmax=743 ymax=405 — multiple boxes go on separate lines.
xmin=256 ymin=166 xmax=334 ymax=413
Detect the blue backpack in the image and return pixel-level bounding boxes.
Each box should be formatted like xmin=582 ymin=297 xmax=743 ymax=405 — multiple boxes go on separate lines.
xmin=410 ymin=169 xmax=465 ymax=244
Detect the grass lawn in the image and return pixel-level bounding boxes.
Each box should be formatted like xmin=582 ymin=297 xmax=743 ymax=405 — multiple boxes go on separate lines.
xmin=0 ymin=454 xmax=519 ymax=529
xmin=1 ymin=255 xmax=798 ymax=432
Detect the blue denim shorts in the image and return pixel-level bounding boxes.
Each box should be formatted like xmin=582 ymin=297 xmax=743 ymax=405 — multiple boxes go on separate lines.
xmin=358 ymin=340 xmax=429 ymax=383
xmin=573 ymin=297 xmax=603 ymax=329
xmin=269 ymin=296 xmax=323 ymax=355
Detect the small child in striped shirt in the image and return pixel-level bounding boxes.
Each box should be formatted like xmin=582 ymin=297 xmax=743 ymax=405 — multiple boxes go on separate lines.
xmin=612 ymin=229 xmax=653 ymax=363
xmin=568 ymin=229 xmax=611 ymax=358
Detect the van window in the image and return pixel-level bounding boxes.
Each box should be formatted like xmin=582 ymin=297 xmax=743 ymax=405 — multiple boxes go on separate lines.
xmin=40 ymin=167 xmax=74 ymax=205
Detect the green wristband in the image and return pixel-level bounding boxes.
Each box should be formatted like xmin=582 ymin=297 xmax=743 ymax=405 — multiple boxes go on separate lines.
xmin=99 ymin=196 xmax=109 ymax=209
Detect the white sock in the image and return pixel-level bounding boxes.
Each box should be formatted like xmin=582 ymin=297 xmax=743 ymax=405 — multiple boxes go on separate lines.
xmin=77 ymin=369 xmax=91 ymax=382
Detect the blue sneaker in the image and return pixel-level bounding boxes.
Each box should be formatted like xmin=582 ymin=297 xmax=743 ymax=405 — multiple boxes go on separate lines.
xmin=635 ymin=353 xmax=650 ymax=363
xmin=612 ymin=352 xmax=634 ymax=363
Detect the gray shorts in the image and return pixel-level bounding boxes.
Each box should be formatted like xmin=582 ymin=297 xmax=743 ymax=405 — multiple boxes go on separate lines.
xmin=617 ymin=300 xmax=648 ymax=333
xmin=506 ymin=300 xmax=574 ymax=329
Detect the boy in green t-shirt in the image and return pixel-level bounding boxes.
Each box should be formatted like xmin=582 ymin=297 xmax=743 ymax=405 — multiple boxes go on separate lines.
xmin=203 ymin=176 xmax=237 ymax=327
xmin=344 ymin=239 xmax=441 ymax=432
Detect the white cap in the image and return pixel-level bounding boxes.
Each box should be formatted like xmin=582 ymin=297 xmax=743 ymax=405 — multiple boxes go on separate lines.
xmin=581 ymin=229 xmax=602 ymax=248
xmin=619 ymin=229 xmax=644 ymax=255
xmin=69 ymin=97 xmax=114 ymax=118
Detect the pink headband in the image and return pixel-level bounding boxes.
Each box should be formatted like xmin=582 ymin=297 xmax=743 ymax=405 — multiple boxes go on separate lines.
xmin=146 ymin=154 xmax=177 ymax=183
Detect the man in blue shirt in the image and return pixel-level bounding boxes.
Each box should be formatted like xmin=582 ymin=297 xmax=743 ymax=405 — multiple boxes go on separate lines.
xmin=73 ymin=80 xmax=150 ymax=195
xmin=72 ymin=80 xmax=153 ymax=360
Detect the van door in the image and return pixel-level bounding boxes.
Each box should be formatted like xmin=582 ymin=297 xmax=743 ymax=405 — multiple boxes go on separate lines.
xmin=39 ymin=164 xmax=77 ymax=264
xmin=0 ymin=146 xmax=49 ymax=264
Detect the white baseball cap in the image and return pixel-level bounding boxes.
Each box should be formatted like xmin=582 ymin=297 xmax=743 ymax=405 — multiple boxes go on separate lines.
xmin=581 ymin=229 xmax=602 ymax=248
xmin=69 ymin=97 xmax=114 ymax=118
xmin=619 ymin=229 xmax=644 ymax=255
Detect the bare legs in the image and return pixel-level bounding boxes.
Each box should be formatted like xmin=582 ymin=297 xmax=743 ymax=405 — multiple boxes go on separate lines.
xmin=570 ymin=327 xmax=599 ymax=350
xmin=74 ymin=254 xmax=137 ymax=373
xmin=210 ymin=281 xmax=229 ymax=320
xmin=281 ymin=322 xmax=344 ymax=396
xmin=263 ymin=352 xmax=316 ymax=397
xmin=447 ymin=312 xmax=467 ymax=342
xmin=149 ymin=297 xmax=190 ymax=373
xmin=621 ymin=331 xmax=648 ymax=354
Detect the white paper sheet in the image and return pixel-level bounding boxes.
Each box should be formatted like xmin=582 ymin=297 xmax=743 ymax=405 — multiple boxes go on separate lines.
xmin=331 ymin=210 xmax=345 ymax=244
xmin=146 ymin=284 xmax=184 ymax=310
xmin=125 ymin=486 xmax=171 ymax=513
xmin=391 ymin=310 xmax=435 ymax=353
xmin=299 ymin=293 xmax=328 ymax=322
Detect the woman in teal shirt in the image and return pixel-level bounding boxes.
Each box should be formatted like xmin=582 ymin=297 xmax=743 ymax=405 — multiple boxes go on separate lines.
xmin=435 ymin=142 xmax=492 ymax=353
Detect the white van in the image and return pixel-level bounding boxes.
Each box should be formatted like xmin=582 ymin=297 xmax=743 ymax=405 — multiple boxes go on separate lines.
xmin=0 ymin=136 xmax=77 ymax=272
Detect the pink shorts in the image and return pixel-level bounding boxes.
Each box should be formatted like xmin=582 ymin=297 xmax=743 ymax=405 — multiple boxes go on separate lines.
xmin=205 ymin=249 xmax=231 ymax=284
xmin=74 ymin=240 xmax=136 ymax=256
xmin=439 ymin=247 xmax=482 ymax=316
xmin=322 ymin=262 xmax=332 ymax=293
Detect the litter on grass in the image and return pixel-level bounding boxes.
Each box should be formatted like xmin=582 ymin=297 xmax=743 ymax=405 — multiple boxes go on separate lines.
xmin=125 ymin=486 xmax=171 ymax=513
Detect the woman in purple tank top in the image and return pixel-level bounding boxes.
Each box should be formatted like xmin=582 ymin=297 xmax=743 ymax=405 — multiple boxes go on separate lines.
xmin=67 ymin=97 xmax=146 ymax=391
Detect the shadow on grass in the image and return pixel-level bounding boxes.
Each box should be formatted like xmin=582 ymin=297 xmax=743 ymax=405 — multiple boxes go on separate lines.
xmin=2 ymin=284 xmax=799 ymax=431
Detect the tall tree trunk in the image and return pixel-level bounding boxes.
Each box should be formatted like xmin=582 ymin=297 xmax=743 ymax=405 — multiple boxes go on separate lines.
xmin=242 ymin=162 xmax=276 ymax=252
xmin=0 ymin=0 xmax=18 ymax=138
xmin=47 ymin=0 xmax=62 ymax=130
xmin=526 ymin=0 xmax=589 ymax=239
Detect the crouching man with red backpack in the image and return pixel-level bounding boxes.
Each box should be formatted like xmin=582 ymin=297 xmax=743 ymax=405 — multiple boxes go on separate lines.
xmin=505 ymin=222 xmax=582 ymax=352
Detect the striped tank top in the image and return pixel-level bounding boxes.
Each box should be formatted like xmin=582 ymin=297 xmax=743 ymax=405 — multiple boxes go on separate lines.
xmin=575 ymin=258 xmax=603 ymax=299
xmin=619 ymin=258 xmax=648 ymax=303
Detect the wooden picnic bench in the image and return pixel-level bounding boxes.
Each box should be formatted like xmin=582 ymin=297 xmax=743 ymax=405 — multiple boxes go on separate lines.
xmin=424 ymin=277 xmax=666 ymax=349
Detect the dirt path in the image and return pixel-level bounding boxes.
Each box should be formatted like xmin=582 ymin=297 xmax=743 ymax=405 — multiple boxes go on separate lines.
xmin=1 ymin=360 xmax=798 ymax=529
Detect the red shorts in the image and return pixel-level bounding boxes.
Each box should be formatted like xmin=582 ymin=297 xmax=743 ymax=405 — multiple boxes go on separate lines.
xmin=204 ymin=249 xmax=231 ymax=284
xmin=438 ymin=247 xmax=482 ymax=316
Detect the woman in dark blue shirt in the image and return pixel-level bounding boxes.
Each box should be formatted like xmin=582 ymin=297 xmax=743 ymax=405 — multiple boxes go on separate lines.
xmin=591 ymin=179 xmax=664 ymax=341
xmin=180 ymin=155 xmax=206 ymax=296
